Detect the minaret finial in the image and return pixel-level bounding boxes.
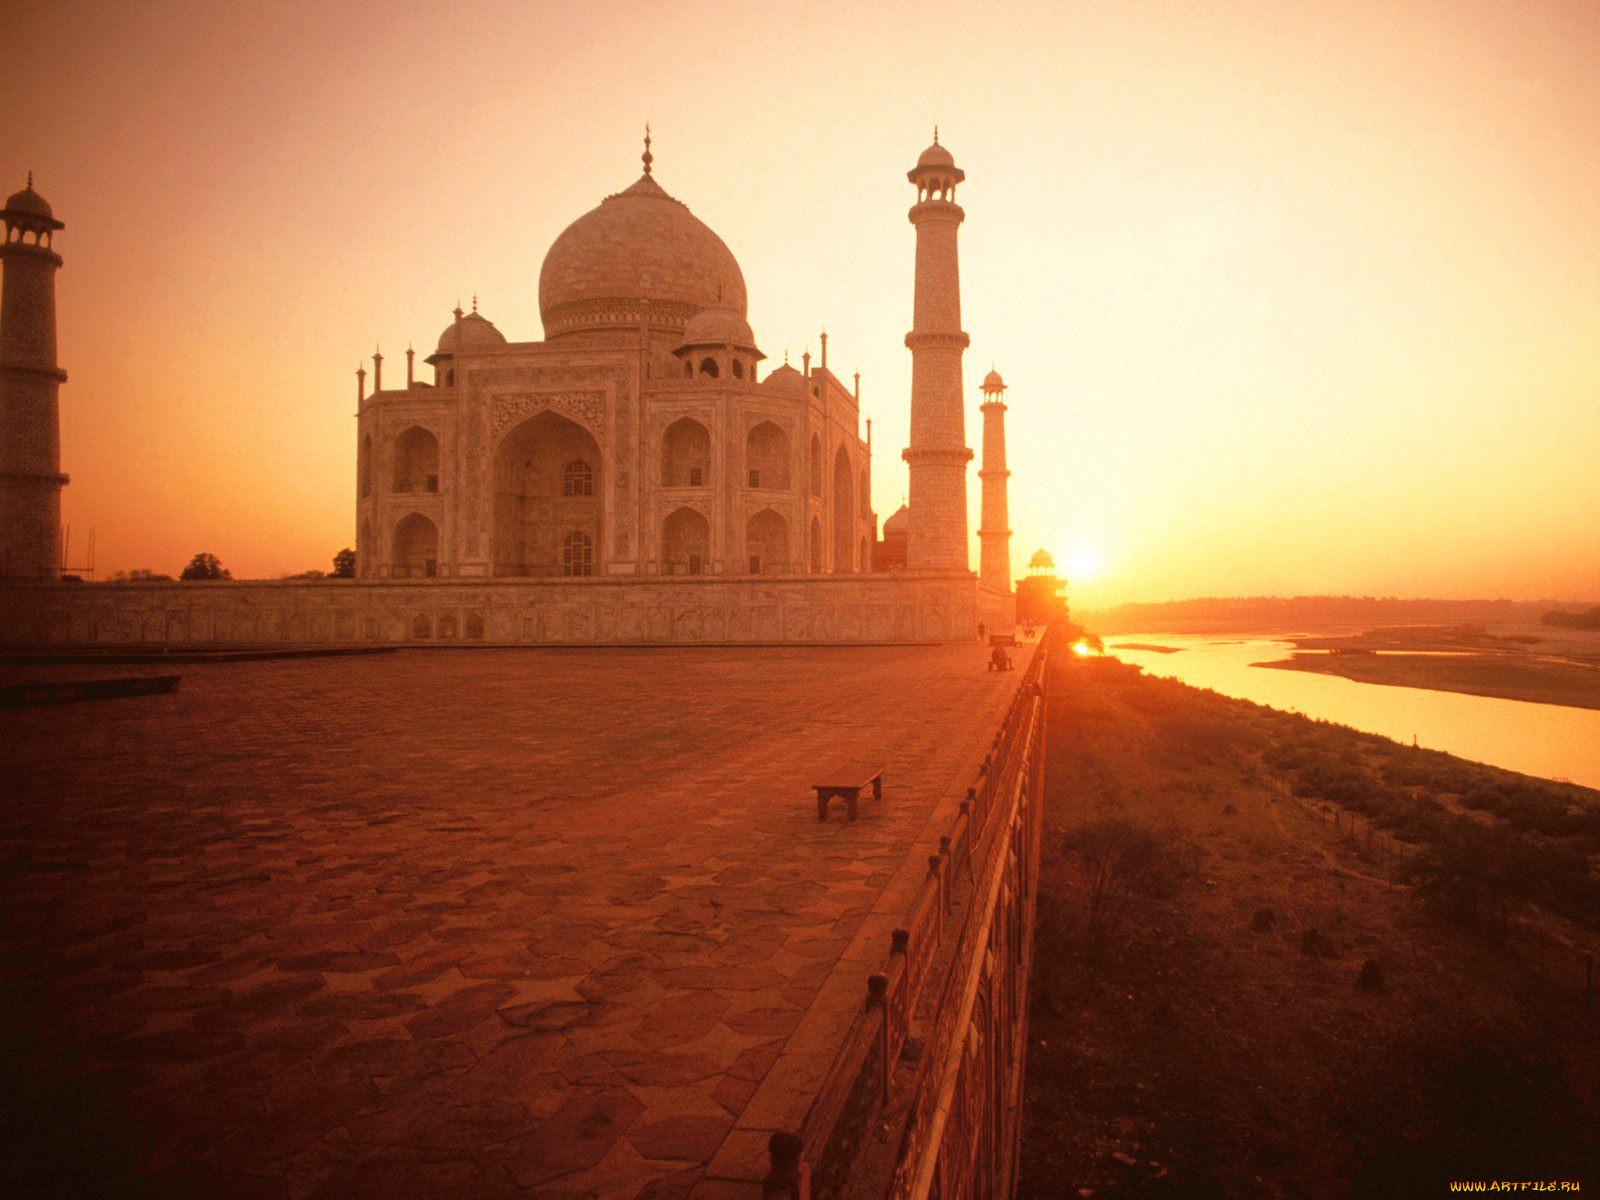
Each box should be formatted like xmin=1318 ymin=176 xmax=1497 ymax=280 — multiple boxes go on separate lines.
xmin=26 ymin=170 xmax=33 ymax=188
xmin=642 ymin=123 xmax=653 ymax=176
xmin=933 ymin=125 xmax=939 ymax=144
xmin=471 ymin=292 xmax=478 ymax=314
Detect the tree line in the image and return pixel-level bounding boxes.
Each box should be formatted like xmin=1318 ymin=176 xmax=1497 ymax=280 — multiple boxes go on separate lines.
xmin=109 ymin=549 xmax=354 ymax=582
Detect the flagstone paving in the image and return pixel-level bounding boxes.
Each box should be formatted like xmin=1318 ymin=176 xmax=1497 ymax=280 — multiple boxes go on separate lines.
xmin=0 ymin=642 xmax=1033 ymax=1198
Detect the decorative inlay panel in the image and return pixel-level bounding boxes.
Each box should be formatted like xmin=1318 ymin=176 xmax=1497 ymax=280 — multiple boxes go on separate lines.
xmin=490 ymin=391 xmax=606 ymax=438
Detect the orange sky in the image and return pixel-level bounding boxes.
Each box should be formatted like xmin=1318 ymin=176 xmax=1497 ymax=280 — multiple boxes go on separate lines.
xmin=3 ymin=0 xmax=1597 ymax=607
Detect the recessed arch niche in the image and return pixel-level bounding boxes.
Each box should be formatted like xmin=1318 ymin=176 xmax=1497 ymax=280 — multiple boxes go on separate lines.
xmin=493 ymin=410 xmax=602 ymax=576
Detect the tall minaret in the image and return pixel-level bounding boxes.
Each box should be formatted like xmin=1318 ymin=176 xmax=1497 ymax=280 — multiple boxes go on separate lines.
xmin=0 ymin=176 xmax=68 ymax=581
xmin=901 ymin=133 xmax=973 ymax=572
xmin=977 ymin=368 xmax=1012 ymax=597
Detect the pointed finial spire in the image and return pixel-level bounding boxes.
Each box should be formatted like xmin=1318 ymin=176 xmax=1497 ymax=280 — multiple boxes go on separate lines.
xmin=783 ymin=349 xmax=789 ymax=365
xmin=471 ymin=292 xmax=478 ymax=314
xmin=933 ymin=126 xmax=939 ymax=144
xmin=27 ymin=170 xmax=33 ymax=188
xmin=642 ymin=123 xmax=653 ymax=176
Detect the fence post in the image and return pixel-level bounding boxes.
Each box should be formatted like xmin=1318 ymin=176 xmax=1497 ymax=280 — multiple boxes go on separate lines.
xmin=763 ymin=1131 xmax=804 ymax=1200
xmin=867 ymin=973 xmax=890 ymax=1102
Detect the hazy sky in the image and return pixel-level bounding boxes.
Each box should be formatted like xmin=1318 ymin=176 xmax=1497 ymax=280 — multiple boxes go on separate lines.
xmin=3 ymin=0 xmax=1596 ymax=606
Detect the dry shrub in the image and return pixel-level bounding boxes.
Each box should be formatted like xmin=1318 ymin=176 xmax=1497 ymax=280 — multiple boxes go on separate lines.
xmin=1064 ymin=816 xmax=1182 ymax=956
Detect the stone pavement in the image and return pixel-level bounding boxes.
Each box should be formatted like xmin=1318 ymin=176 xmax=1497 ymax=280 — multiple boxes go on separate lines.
xmin=0 ymin=642 xmax=1033 ymax=1199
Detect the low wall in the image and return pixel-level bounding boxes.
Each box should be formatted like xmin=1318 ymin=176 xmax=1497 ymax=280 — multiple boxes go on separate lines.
xmin=0 ymin=572 xmax=979 ymax=647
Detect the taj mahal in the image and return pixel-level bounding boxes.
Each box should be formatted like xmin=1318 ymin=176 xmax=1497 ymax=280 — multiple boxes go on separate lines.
xmin=0 ymin=134 xmax=1023 ymax=645
xmin=1 ymin=131 xmax=1056 ymax=1200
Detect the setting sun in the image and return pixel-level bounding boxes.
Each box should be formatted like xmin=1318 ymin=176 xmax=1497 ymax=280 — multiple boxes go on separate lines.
xmin=1066 ymin=548 xmax=1107 ymax=584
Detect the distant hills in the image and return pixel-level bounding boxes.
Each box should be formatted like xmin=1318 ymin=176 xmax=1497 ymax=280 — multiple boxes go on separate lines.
xmin=1542 ymin=605 xmax=1600 ymax=631
xmin=1080 ymin=596 xmax=1599 ymax=635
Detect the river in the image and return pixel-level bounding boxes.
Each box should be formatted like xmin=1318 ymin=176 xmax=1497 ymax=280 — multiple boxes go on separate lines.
xmin=1108 ymin=635 xmax=1600 ymax=790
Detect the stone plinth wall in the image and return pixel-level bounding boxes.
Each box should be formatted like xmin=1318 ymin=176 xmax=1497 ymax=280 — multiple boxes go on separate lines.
xmin=977 ymin=585 xmax=1017 ymax=633
xmin=0 ymin=573 xmax=978 ymax=647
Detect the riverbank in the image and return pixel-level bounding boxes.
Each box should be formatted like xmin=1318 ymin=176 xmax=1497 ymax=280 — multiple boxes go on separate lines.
xmin=1020 ymin=653 xmax=1598 ymax=1198
xmin=1252 ymin=624 xmax=1600 ymax=711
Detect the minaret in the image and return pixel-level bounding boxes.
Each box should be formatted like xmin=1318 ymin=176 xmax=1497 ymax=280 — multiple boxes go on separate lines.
xmin=901 ymin=132 xmax=973 ymax=572
xmin=977 ymin=369 xmax=1012 ymax=597
xmin=0 ymin=175 xmax=68 ymax=581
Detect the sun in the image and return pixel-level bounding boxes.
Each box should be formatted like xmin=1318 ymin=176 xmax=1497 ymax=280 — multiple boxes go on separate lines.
xmin=1066 ymin=547 xmax=1106 ymax=582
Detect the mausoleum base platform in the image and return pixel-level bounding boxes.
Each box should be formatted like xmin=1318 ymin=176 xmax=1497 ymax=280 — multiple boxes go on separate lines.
xmin=1 ymin=637 xmax=1041 ymax=1198
xmin=0 ymin=572 xmax=977 ymax=649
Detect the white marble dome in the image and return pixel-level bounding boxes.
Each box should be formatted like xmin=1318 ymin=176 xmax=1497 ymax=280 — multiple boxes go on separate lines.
xmin=538 ymin=173 xmax=747 ymax=341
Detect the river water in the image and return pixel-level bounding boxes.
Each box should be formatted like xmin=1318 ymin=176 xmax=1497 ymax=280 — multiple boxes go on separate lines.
xmin=1108 ymin=635 xmax=1600 ymax=790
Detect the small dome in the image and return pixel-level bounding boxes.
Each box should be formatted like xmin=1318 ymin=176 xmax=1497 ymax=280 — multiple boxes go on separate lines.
xmin=680 ymin=305 xmax=755 ymax=349
xmin=982 ymin=369 xmax=1005 ymax=391
xmin=5 ymin=183 xmax=52 ymax=219
xmin=1029 ymin=548 xmax=1055 ymax=570
xmin=916 ymin=141 xmax=955 ymax=170
xmin=883 ymin=504 xmax=910 ymax=533
xmin=762 ymin=362 xmax=803 ymax=387
xmin=434 ymin=310 xmax=507 ymax=356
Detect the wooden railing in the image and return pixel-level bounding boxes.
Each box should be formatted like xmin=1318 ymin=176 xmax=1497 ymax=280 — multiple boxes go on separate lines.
xmin=765 ymin=636 xmax=1050 ymax=1199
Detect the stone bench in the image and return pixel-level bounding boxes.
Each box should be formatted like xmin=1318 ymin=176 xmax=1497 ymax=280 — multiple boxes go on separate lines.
xmin=813 ymin=767 xmax=885 ymax=822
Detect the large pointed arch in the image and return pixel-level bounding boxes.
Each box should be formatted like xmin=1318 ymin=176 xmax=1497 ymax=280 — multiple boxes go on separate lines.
xmin=494 ymin=411 xmax=603 ymax=576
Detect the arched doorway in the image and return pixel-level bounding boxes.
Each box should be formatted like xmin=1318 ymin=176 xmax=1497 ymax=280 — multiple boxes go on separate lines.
xmin=358 ymin=434 xmax=373 ymax=498
xmin=746 ymin=509 xmax=788 ymax=575
xmin=392 ymin=426 xmax=439 ymax=493
xmin=662 ymin=506 xmax=710 ymax=575
xmin=832 ymin=445 xmax=854 ymax=572
xmin=746 ymin=422 xmax=789 ymax=490
xmin=392 ymin=513 xmax=438 ymax=578
xmin=662 ymin=418 xmax=711 ymax=488
xmin=493 ymin=411 xmax=602 ymax=576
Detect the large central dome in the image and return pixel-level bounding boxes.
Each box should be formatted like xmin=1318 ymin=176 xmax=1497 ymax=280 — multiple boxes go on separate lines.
xmin=538 ymin=173 xmax=747 ymax=341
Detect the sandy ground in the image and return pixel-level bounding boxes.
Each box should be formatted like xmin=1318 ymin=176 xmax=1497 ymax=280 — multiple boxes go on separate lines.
xmin=1257 ymin=623 xmax=1600 ymax=710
